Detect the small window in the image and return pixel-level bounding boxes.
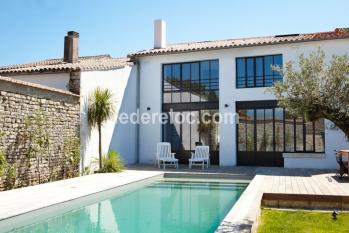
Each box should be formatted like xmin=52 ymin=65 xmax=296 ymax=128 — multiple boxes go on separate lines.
xmin=236 ymin=54 xmax=283 ymax=88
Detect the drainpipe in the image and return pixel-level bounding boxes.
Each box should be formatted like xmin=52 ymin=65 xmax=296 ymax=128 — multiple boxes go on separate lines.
xmin=135 ymin=60 xmax=141 ymax=164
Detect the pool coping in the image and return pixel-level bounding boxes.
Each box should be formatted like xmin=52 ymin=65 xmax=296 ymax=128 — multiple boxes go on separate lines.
xmin=216 ymin=175 xmax=265 ymax=233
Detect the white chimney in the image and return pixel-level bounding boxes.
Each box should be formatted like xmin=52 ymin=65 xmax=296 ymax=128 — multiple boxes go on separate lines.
xmin=154 ymin=19 xmax=166 ymax=49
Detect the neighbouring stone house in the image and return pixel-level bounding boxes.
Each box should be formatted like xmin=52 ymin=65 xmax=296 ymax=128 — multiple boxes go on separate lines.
xmin=0 ymin=32 xmax=137 ymax=172
xmin=0 ymin=76 xmax=80 ymax=190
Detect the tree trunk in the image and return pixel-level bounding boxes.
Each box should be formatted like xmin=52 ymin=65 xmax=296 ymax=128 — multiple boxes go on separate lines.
xmin=98 ymin=123 xmax=102 ymax=169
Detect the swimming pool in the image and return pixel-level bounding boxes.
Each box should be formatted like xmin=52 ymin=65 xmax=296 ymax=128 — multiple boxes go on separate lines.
xmin=6 ymin=179 xmax=247 ymax=233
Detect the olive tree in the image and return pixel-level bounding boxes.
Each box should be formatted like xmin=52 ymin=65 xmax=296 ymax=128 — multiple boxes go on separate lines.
xmin=270 ymin=49 xmax=349 ymax=138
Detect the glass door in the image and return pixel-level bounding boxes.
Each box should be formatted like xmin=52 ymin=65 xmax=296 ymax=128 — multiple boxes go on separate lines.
xmin=163 ymin=110 xmax=219 ymax=164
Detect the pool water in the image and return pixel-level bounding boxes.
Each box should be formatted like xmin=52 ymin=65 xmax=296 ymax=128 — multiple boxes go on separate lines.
xmin=9 ymin=180 xmax=247 ymax=233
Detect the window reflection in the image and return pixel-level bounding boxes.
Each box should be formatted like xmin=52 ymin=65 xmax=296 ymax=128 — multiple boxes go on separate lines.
xmin=162 ymin=60 xmax=219 ymax=104
xmin=236 ymin=54 xmax=283 ymax=88
xmin=237 ymin=107 xmax=324 ymax=153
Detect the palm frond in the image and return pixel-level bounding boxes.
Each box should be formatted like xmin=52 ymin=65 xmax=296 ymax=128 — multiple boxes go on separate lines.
xmin=87 ymin=87 xmax=115 ymax=128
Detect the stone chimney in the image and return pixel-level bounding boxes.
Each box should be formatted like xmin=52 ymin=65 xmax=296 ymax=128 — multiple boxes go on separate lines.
xmin=154 ymin=19 xmax=166 ymax=49
xmin=64 ymin=31 xmax=79 ymax=63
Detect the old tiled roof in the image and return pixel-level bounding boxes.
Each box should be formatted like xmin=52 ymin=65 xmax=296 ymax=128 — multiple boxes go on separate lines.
xmin=0 ymin=76 xmax=79 ymax=97
xmin=0 ymin=55 xmax=133 ymax=74
xmin=129 ymin=28 xmax=349 ymax=57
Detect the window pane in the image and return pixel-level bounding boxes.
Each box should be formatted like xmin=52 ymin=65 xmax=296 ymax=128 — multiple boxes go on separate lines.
xmin=264 ymin=75 xmax=273 ymax=87
xmin=190 ymin=63 xmax=200 ymax=102
xmin=273 ymin=55 xmax=283 ymax=75
xmin=163 ymin=65 xmax=172 ymax=103
xmin=191 ymin=63 xmax=199 ymax=81
xmin=264 ymin=56 xmax=273 ymax=76
xmin=163 ymin=65 xmax=172 ymax=91
xmin=191 ymin=111 xmax=200 ymax=150
xmin=210 ymin=60 xmax=219 ymax=79
xmin=170 ymin=112 xmax=181 ymax=151
xmin=200 ymin=61 xmax=210 ymax=80
xmin=169 ymin=65 xmax=180 ymax=103
xmin=172 ymin=64 xmax=181 ymax=81
xmin=163 ymin=92 xmax=171 ymax=103
xmin=315 ymin=119 xmax=325 ymax=152
xmin=182 ymin=112 xmax=191 ymax=151
xmin=246 ymin=58 xmax=254 ymax=77
xmin=274 ymin=108 xmax=284 ymax=151
xmin=295 ymin=117 xmax=304 ymax=151
xmin=285 ymin=113 xmax=294 ymax=152
xmin=246 ymin=109 xmax=255 ymax=151
xmin=256 ymin=57 xmax=264 ymax=87
xmin=265 ymin=109 xmax=274 ymax=151
xmin=238 ymin=110 xmax=247 ymax=151
xmin=181 ymin=64 xmax=191 ymax=102
xmin=237 ymin=58 xmax=245 ymax=77
xmin=305 ymin=121 xmax=314 ymax=151
xmin=256 ymin=57 xmax=263 ymax=76
xmin=182 ymin=64 xmax=190 ymax=81
xmin=237 ymin=77 xmax=246 ymax=88
xmin=256 ymin=109 xmax=265 ymax=151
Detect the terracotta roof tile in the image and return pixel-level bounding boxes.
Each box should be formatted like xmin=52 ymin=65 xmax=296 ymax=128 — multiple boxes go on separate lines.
xmin=128 ymin=28 xmax=349 ymax=57
xmin=0 ymin=55 xmax=133 ymax=74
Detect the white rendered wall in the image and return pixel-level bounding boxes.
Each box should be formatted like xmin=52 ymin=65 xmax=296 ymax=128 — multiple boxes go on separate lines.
xmin=138 ymin=38 xmax=349 ymax=168
xmin=5 ymin=73 xmax=70 ymax=90
xmin=80 ymin=66 xmax=137 ymax=170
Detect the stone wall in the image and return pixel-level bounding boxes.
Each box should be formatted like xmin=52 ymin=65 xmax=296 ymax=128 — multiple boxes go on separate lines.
xmin=0 ymin=76 xmax=80 ymax=191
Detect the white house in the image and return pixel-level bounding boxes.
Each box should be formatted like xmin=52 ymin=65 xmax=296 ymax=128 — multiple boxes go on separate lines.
xmin=1 ymin=22 xmax=349 ymax=169
xmin=0 ymin=32 xmax=138 ymax=170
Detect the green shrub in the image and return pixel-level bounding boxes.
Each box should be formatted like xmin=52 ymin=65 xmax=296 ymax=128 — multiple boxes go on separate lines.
xmin=63 ymin=137 xmax=80 ymax=167
xmin=98 ymin=150 xmax=124 ymax=173
xmin=0 ymin=150 xmax=6 ymax=176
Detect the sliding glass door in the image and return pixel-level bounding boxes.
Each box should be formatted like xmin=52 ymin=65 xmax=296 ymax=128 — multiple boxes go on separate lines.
xmin=236 ymin=101 xmax=325 ymax=167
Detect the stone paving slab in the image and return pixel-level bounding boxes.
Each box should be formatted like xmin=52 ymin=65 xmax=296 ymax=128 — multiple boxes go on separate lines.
xmin=0 ymin=170 xmax=163 ymax=221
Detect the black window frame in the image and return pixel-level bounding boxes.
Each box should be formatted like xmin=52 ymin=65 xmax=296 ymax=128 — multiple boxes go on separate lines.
xmin=162 ymin=59 xmax=219 ymax=105
xmin=236 ymin=101 xmax=325 ymax=153
xmin=236 ymin=54 xmax=283 ymax=88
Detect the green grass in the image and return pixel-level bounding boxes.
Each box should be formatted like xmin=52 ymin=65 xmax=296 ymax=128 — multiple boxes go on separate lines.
xmin=258 ymin=209 xmax=349 ymax=233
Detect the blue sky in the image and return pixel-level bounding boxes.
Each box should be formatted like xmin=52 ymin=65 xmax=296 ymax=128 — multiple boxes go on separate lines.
xmin=1 ymin=0 xmax=349 ymax=66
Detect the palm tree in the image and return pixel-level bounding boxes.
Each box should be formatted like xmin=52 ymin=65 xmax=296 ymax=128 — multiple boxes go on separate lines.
xmin=87 ymin=87 xmax=115 ymax=169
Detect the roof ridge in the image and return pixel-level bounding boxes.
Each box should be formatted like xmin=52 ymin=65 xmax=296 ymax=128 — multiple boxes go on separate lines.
xmin=129 ymin=27 xmax=349 ymax=57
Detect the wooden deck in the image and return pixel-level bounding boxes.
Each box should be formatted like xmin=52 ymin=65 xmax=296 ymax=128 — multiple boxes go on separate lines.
xmin=127 ymin=165 xmax=349 ymax=196
xmin=128 ymin=165 xmax=349 ymax=211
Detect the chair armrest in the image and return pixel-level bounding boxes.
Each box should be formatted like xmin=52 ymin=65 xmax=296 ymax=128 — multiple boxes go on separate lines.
xmin=171 ymin=153 xmax=176 ymax=159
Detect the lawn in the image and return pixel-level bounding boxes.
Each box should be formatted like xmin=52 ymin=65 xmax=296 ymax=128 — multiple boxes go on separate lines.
xmin=257 ymin=209 xmax=349 ymax=233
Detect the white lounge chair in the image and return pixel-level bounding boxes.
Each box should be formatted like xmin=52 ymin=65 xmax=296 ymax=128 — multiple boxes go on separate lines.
xmin=155 ymin=142 xmax=178 ymax=169
xmin=189 ymin=146 xmax=210 ymax=169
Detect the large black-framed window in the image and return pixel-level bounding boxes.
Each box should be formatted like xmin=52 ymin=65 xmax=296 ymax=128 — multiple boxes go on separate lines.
xmin=236 ymin=54 xmax=283 ymax=88
xmin=163 ymin=60 xmax=219 ymax=104
xmin=237 ymin=101 xmax=325 ymax=153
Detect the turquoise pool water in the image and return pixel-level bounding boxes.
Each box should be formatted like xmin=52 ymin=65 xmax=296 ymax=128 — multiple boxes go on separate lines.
xmin=9 ymin=180 xmax=247 ymax=233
